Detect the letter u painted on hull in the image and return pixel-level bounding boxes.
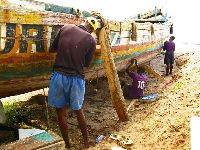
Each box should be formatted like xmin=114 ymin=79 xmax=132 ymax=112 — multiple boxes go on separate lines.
xmin=0 ymin=23 xmax=18 ymax=54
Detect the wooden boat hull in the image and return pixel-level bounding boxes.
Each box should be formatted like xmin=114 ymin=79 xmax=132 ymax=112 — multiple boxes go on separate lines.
xmin=0 ymin=42 xmax=163 ymax=98
xmin=0 ymin=2 xmax=170 ymax=98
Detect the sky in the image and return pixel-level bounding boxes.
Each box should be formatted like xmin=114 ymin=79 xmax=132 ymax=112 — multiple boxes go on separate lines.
xmin=17 ymin=0 xmax=200 ymax=44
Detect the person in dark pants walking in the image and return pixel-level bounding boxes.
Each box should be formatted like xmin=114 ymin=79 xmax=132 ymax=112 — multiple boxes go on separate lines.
xmin=163 ymin=36 xmax=175 ymax=76
xmin=48 ymin=17 xmax=99 ymax=149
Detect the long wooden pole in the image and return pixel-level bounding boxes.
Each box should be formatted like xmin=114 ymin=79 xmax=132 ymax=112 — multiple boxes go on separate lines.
xmin=96 ymin=14 xmax=129 ymax=122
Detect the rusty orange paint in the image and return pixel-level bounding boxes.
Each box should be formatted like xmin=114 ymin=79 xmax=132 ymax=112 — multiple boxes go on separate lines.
xmin=1 ymin=9 xmax=42 ymax=24
xmin=10 ymin=24 xmax=20 ymax=54
xmin=3 ymin=9 xmax=10 ymax=23
xmin=22 ymin=13 xmax=42 ymax=24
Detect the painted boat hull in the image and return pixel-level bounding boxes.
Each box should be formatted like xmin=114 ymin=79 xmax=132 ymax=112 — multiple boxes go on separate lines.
xmin=0 ymin=2 xmax=170 ymax=98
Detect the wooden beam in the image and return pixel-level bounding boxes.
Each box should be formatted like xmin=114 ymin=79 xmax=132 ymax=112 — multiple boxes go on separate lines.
xmin=143 ymin=64 xmax=164 ymax=81
xmin=95 ymin=13 xmax=129 ymax=122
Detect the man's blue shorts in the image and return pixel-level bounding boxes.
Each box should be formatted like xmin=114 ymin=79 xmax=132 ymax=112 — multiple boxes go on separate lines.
xmin=48 ymin=72 xmax=85 ymax=110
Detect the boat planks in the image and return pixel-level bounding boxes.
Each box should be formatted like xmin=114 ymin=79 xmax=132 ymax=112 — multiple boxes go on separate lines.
xmin=0 ymin=3 xmax=170 ymax=98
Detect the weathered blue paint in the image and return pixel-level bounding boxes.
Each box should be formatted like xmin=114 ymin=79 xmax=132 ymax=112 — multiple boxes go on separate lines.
xmin=44 ymin=4 xmax=91 ymax=17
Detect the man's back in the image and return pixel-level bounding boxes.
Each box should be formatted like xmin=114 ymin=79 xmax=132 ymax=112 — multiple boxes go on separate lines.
xmin=53 ymin=24 xmax=96 ymax=78
xmin=163 ymin=40 xmax=175 ymax=53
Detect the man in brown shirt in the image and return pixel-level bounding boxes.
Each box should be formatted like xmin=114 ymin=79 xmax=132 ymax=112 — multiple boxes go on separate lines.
xmin=48 ymin=17 xmax=98 ymax=149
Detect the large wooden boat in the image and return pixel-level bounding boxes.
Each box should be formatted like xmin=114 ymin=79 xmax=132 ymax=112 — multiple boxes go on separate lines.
xmin=0 ymin=0 xmax=172 ymax=98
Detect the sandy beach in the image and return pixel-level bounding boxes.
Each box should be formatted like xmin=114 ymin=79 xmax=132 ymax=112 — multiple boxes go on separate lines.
xmin=1 ymin=42 xmax=200 ymax=150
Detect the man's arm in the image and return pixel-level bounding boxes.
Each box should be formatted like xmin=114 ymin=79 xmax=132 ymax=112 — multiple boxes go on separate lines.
xmin=85 ymin=38 xmax=96 ymax=67
xmin=173 ymin=43 xmax=175 ymax=51
xmin=126 ymin=59 xmax=137 ymax=74
xmin=49 ymin=28 xmax=62 ymax=53
xmin=126 ymin=61 xmax=133 ymax=74
xmin=49 ymin=45 xmax=57 ymax=53
xmin=163 ymin=41 xmax=167 ymax=51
